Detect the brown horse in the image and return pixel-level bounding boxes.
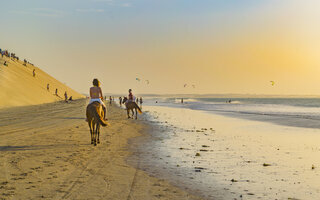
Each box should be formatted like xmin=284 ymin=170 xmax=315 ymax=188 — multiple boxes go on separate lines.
xmin=122 ymin=97 xmax=142 ymax=119
xmin=86 ymin=102 xmax=109 ymax=146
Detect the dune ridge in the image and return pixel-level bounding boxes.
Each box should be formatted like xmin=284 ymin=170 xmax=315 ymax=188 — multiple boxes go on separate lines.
xmin=0 ymin=54 xmax=85 ymax=108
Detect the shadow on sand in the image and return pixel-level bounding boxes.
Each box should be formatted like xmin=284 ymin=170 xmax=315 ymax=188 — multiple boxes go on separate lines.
xmin=0 ymin=143 xmax=90 ymax=152
xmin=62 ymin=117 xmax=86 ymax=120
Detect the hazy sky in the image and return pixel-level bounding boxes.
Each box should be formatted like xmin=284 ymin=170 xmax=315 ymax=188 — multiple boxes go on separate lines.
xmin=1 ymin=0 xmax=320 ymax=95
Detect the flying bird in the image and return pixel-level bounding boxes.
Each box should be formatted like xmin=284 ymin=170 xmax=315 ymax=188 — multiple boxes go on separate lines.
xmin=270 ymin=81 xmax=275 ymax=86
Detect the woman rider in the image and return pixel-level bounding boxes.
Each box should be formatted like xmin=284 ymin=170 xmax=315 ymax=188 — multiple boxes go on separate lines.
xmin=89 ymin=79 xmax=107 ymax=120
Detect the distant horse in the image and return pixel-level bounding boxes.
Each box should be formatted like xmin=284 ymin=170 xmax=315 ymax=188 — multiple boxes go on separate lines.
xmin=122 ymin=97 xmax=142 ymax=119
xmin=86 ymin=102 xmax=109 ymax=146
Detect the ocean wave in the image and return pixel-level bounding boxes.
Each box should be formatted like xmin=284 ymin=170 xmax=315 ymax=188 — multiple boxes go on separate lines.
xmin=174 ymin=98 xmax=198 ymax=103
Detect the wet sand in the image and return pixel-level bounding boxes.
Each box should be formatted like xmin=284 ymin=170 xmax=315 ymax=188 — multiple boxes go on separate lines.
xmin=0 ymin=99 xmax=202 ymax=200
xmin=132 ymin=105 xmax=320 ymax=200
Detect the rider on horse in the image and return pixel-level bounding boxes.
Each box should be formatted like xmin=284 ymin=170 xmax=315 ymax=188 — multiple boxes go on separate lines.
xmin=89 ymin=79 xmax=107 ymax=120
xmin=128 ymin=89 xmax=135 ymax=103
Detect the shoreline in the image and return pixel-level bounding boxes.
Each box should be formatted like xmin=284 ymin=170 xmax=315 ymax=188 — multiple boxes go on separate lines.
xmin=127 ymin=114 xmax=222 ymax=200
xmin=0 ymin=99 xmax=203 ymax=200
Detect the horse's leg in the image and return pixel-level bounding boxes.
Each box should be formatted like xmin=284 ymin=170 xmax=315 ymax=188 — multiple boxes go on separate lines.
xmin=92 ymin=122 xmax=97 ymax=146
xmin=131 ymin=109 xmax=134 ymax=118
xmin=88 ymin=120 xmax=94 ymax=144
xmin=135 ymin=108 xmax=137 ymax=120
xmin=127 ymin=109 xmax=130 ymax=119
xmin=88 ymin=120 xmax=93 ymax=144
xmin=97 ymin=123 xmax=100 ymax=144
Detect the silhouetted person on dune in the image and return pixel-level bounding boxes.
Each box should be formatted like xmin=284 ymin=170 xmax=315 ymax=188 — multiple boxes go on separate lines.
xmin=64 ymin=91 xmax=68 ymax=102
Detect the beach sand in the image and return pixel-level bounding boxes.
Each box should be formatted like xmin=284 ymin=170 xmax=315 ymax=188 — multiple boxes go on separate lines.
xmin=0 ymin=56 xmax=84 ymax=109
xmin=0 ymin=99 xmax=202 ymax=200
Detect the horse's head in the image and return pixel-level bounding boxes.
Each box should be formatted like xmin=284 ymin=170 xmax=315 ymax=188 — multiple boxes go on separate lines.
xmin=122 ymin=97 xmax=128 ymax=104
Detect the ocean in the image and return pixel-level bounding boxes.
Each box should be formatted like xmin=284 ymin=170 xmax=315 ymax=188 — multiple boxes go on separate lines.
xmin=143 ymin=97 xmax=320 ymax=129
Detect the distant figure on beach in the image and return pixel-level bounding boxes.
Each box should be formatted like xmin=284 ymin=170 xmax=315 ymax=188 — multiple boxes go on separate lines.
xmin=140 ymin=97 xmax=143 ymax=106
xmin=181 ymin=98 xmax=184 ymax=104
xmin=64 ymin=91 xmax=68 ymax=102
xmin=88 ymin=79 xmax=107 ymax=120
xmin=55 ymin=88 xmax=58 ymax=96
xmin=136 ymin=98 xmax=139 ymax=104
xmin=47 ymin=84 xmax=50 ymax=91
xmin=119 ymin=97 xmax=122 ymax=106
xmin=68 ymin=96 xmax=73 ymax=101
xmin=109 ymin=96 xmax=112 ymax=105
xmin=33 ymin=69 xmax=36 ymax=77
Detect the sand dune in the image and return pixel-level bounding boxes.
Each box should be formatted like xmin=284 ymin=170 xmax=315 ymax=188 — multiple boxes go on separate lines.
xmin=0 ymin=55 xmax=84 ymax=108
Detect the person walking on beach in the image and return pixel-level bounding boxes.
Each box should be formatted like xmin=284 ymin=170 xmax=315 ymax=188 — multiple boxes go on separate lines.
xmin=64 ymin=91 xmax=68 ymax=102
xmin=109 ymin=96 xmax=112 ymax=105
xmin=119 ymin=97 xmax=122 ymax=106
xmin=33 ymin=69 xmax=36 ymax=77
xmin=181 ymin=98 xmax=184 ymax=104
xmin=47 ymin=84 xmax=50 ymax=91
xmin=140 ymin=97 xmax=143 ymax=106
xmin=88 ymin=79 xmax=107 ymax=120
xmin=55 ymin=88 xmax=58 ymax=96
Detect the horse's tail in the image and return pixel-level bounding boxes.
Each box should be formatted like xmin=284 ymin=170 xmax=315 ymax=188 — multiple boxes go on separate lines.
xmin=135 ymin=103 xmax=142 ymax=114
xmin=93 ymin=108 xmax=110 ymax=127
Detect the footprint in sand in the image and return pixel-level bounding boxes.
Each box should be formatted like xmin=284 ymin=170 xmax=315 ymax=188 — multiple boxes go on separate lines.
xmin=11 ymin=177 xmax=25 ymax=180
xmin=0 ymin=184 xmax=15 ymax=196
xmin=154 ymin=194 xmax=163 ymax=198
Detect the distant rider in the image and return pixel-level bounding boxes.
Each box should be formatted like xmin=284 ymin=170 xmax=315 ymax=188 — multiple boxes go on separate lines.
xmin=128 ymin=89 xmax=135 ymax=103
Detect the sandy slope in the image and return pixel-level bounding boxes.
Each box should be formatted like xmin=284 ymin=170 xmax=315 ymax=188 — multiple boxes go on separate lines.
xmin=0 ymin=56 xmax=84 ymax=108
xmin=0 ymin=99 xmax=202 ymax=200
